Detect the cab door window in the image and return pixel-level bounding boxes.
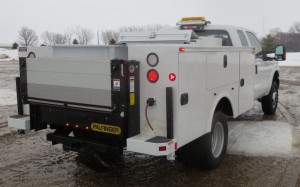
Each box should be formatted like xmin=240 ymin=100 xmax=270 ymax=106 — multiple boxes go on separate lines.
xmin=246 ymin=31 xmax=263 ymax=57
xmin=237 ymin=30 xmax=249 ymax=47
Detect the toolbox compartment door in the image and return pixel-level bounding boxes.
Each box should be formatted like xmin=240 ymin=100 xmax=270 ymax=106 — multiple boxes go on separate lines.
xmin=178 ymin=52 xmax=207 ymax=146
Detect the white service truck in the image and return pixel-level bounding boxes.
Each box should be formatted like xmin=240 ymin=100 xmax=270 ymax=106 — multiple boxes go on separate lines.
xmin=8 ymin=17 xmax=286 ymax=169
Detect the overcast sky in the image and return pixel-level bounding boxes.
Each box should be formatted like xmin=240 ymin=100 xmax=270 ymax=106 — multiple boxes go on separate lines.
xmin=0 ymin=0 xmax=299 ymax=44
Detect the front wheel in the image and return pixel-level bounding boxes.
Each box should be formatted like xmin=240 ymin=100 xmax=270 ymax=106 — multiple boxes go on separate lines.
xmin=261 ymin=81 xmax=278 ymax=115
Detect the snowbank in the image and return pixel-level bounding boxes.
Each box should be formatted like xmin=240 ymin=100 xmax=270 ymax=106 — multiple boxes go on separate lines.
xmin=279 ymin=52 xmax=300 ymax=66
xmin=0 ymin=48 xmax=18 ymax=61
xmin=0 ymin=89 xmax=17 ymax=106
xmin=228 ymin=121 xmax=300 ymax=157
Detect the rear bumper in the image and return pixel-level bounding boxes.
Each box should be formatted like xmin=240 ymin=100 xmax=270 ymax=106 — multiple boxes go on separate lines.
xmin=127 ymin=134 xmax=177 ymax=156
xmin=47 ymin=133 xmax=122 ymax=155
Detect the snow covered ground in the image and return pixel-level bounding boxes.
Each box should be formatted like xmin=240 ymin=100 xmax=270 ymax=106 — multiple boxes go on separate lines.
xmin=0 ymin=48 xmax=18 ymax=61
xmin=0 ymin=89 xmax=16 ymax=106
xmin=228 ymin=121 xmax=300 ymax=157
xmin=279 ymin=52 xmax=300 ymax=66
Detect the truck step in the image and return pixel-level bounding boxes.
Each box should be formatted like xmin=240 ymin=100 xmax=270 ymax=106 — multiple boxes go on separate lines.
xmin=127 ymin=134 xmax=177 ymax=156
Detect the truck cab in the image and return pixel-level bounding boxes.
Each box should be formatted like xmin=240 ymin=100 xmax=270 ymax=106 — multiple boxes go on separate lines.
xmin=8 ymin=17 xmax=286 ymax=169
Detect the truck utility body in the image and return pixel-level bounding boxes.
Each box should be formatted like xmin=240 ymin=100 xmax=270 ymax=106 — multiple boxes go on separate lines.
xmin=9 ymin=17 xmax=285 ymax=169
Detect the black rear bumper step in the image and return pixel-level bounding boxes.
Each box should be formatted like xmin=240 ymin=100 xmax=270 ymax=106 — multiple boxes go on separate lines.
xmin=47 ymin=133 xmax=122 ymax=155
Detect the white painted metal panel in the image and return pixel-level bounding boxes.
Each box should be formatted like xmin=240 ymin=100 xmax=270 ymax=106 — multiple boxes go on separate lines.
xmin=51 ymin=46 xmax=127 ymax=60
xmin=206 ymin=52 xmax=239 ymax=90
xmin=205 ymin=83 xmax=239 ymax=133
xmin=239 ymin=51 xmax=255 ymax=114
xmin=178 ymin=52 xmax=207 ymax=147
xmin=127 ymin=134 xmax=176 ymax=156
xmin=128 ymin=45 xmax=179 ymax=137
xmin=119 ymin=30 xmax=197 ymax=44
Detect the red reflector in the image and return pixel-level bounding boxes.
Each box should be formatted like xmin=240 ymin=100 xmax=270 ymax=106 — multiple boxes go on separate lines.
xmin=75 ymin=124 xmax=79 ymax=128
xmin=147 ymin=69 xmax=159 ymax=83
xmin=184 ymin=25 xmax=197 ymax=29
xmin=175 ymin=142 xmax=178 ymax=150
xmin=159 ymin=146 xmax=166 ymax=151
xmin=179 ymin=47 xmax=185 ymax=52
xmin=169 ymin=73 xmax=176 ymax=81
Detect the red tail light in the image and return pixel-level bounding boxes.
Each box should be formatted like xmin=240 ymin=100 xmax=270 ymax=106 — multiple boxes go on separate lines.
xmin=147 ymin=69 xmax=159 ymax=83
xmin=75 ymin=124 xmax=79 ymax=128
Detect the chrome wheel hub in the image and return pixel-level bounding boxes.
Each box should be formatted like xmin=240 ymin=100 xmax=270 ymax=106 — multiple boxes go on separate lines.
xmin=211 ymin=122 xmax=224 ymax=158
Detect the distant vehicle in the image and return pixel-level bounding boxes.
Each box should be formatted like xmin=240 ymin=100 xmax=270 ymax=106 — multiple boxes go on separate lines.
xmin=8 ymin=17 xmax=286 ymax=169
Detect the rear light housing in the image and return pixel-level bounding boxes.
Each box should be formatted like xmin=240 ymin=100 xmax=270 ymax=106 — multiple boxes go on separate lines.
xmin=147 ymin=69 xmax=159 ymax=83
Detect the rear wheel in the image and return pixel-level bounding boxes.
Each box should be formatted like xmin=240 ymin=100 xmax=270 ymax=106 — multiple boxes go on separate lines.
xmin=261 ymin=81 xmax=278 ymax=115
xmin=176 ymin=111 xmax=228 ymax=169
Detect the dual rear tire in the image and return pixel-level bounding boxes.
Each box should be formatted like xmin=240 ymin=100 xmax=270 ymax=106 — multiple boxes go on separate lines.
xmin=176 ymin=111 xmax=228 ymax=169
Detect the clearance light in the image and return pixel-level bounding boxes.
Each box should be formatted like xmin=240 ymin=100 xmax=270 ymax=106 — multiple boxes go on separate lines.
xmin=183 ymin=25 xmax=198 ymax=29
xmin=179 ymin=47 xmax=185 ymax=53
xmin=75 ymin=124 xmax=79 ymax=128
xmin=169 ymin=73 xmax=176 ymax=81
xmin=147 ymin=69 xmax=159 ymax=83
xmin=181 ymin=16 xmax=206 ymax=22
xmin=159 ymin=146 xmax=166 ymax=151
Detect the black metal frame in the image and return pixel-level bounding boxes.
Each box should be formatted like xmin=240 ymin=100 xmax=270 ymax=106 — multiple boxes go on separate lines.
xmin=16 ymin=77 xmax=23 ymax=115
xmin=166 ymin=87 xmax=173 ymax=139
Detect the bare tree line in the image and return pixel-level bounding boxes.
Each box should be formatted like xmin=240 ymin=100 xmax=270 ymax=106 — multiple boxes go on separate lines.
xmin=17 ymin=24 xmax=167 ymax=46
xmin=262 ymin=22 xmax=300 ymax=52
xmin=18 ymin=27 xmax=39 ymax=46
xmin=18 ymin=26 xmax=95 ymax=46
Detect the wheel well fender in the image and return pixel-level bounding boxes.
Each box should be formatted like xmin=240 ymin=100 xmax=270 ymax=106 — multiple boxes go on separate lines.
xmin=206 ymin=94 xmax=235 ymax=133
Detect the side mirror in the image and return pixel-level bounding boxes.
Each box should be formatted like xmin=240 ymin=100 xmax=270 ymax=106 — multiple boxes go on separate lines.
xmin=275 ymin=45 xmax=286 ymax=61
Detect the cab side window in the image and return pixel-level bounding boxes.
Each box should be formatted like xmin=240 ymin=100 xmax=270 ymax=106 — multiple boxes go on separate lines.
xmin=246 ymin=31 xmax=263 ymax=57
xmin=237 ymin=30 xmax=249 ymax=47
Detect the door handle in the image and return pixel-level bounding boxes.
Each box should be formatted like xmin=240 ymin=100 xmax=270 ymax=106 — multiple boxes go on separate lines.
xmin=223 ymin=55 xmax=227 ymax=68
xmin=255 ymin=65 xmax=258 ymax=74
xmin=181 ymin=93 xmax=189 ymax=105
xmin=240 ymin=79 xmax=245 ymax=87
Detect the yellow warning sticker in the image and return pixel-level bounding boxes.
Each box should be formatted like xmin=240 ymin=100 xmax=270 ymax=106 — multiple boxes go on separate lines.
xmin=130 ymin=93 xmax=135 ymax=105
xmin=91 ymin=123 xmax=121 ymax=135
